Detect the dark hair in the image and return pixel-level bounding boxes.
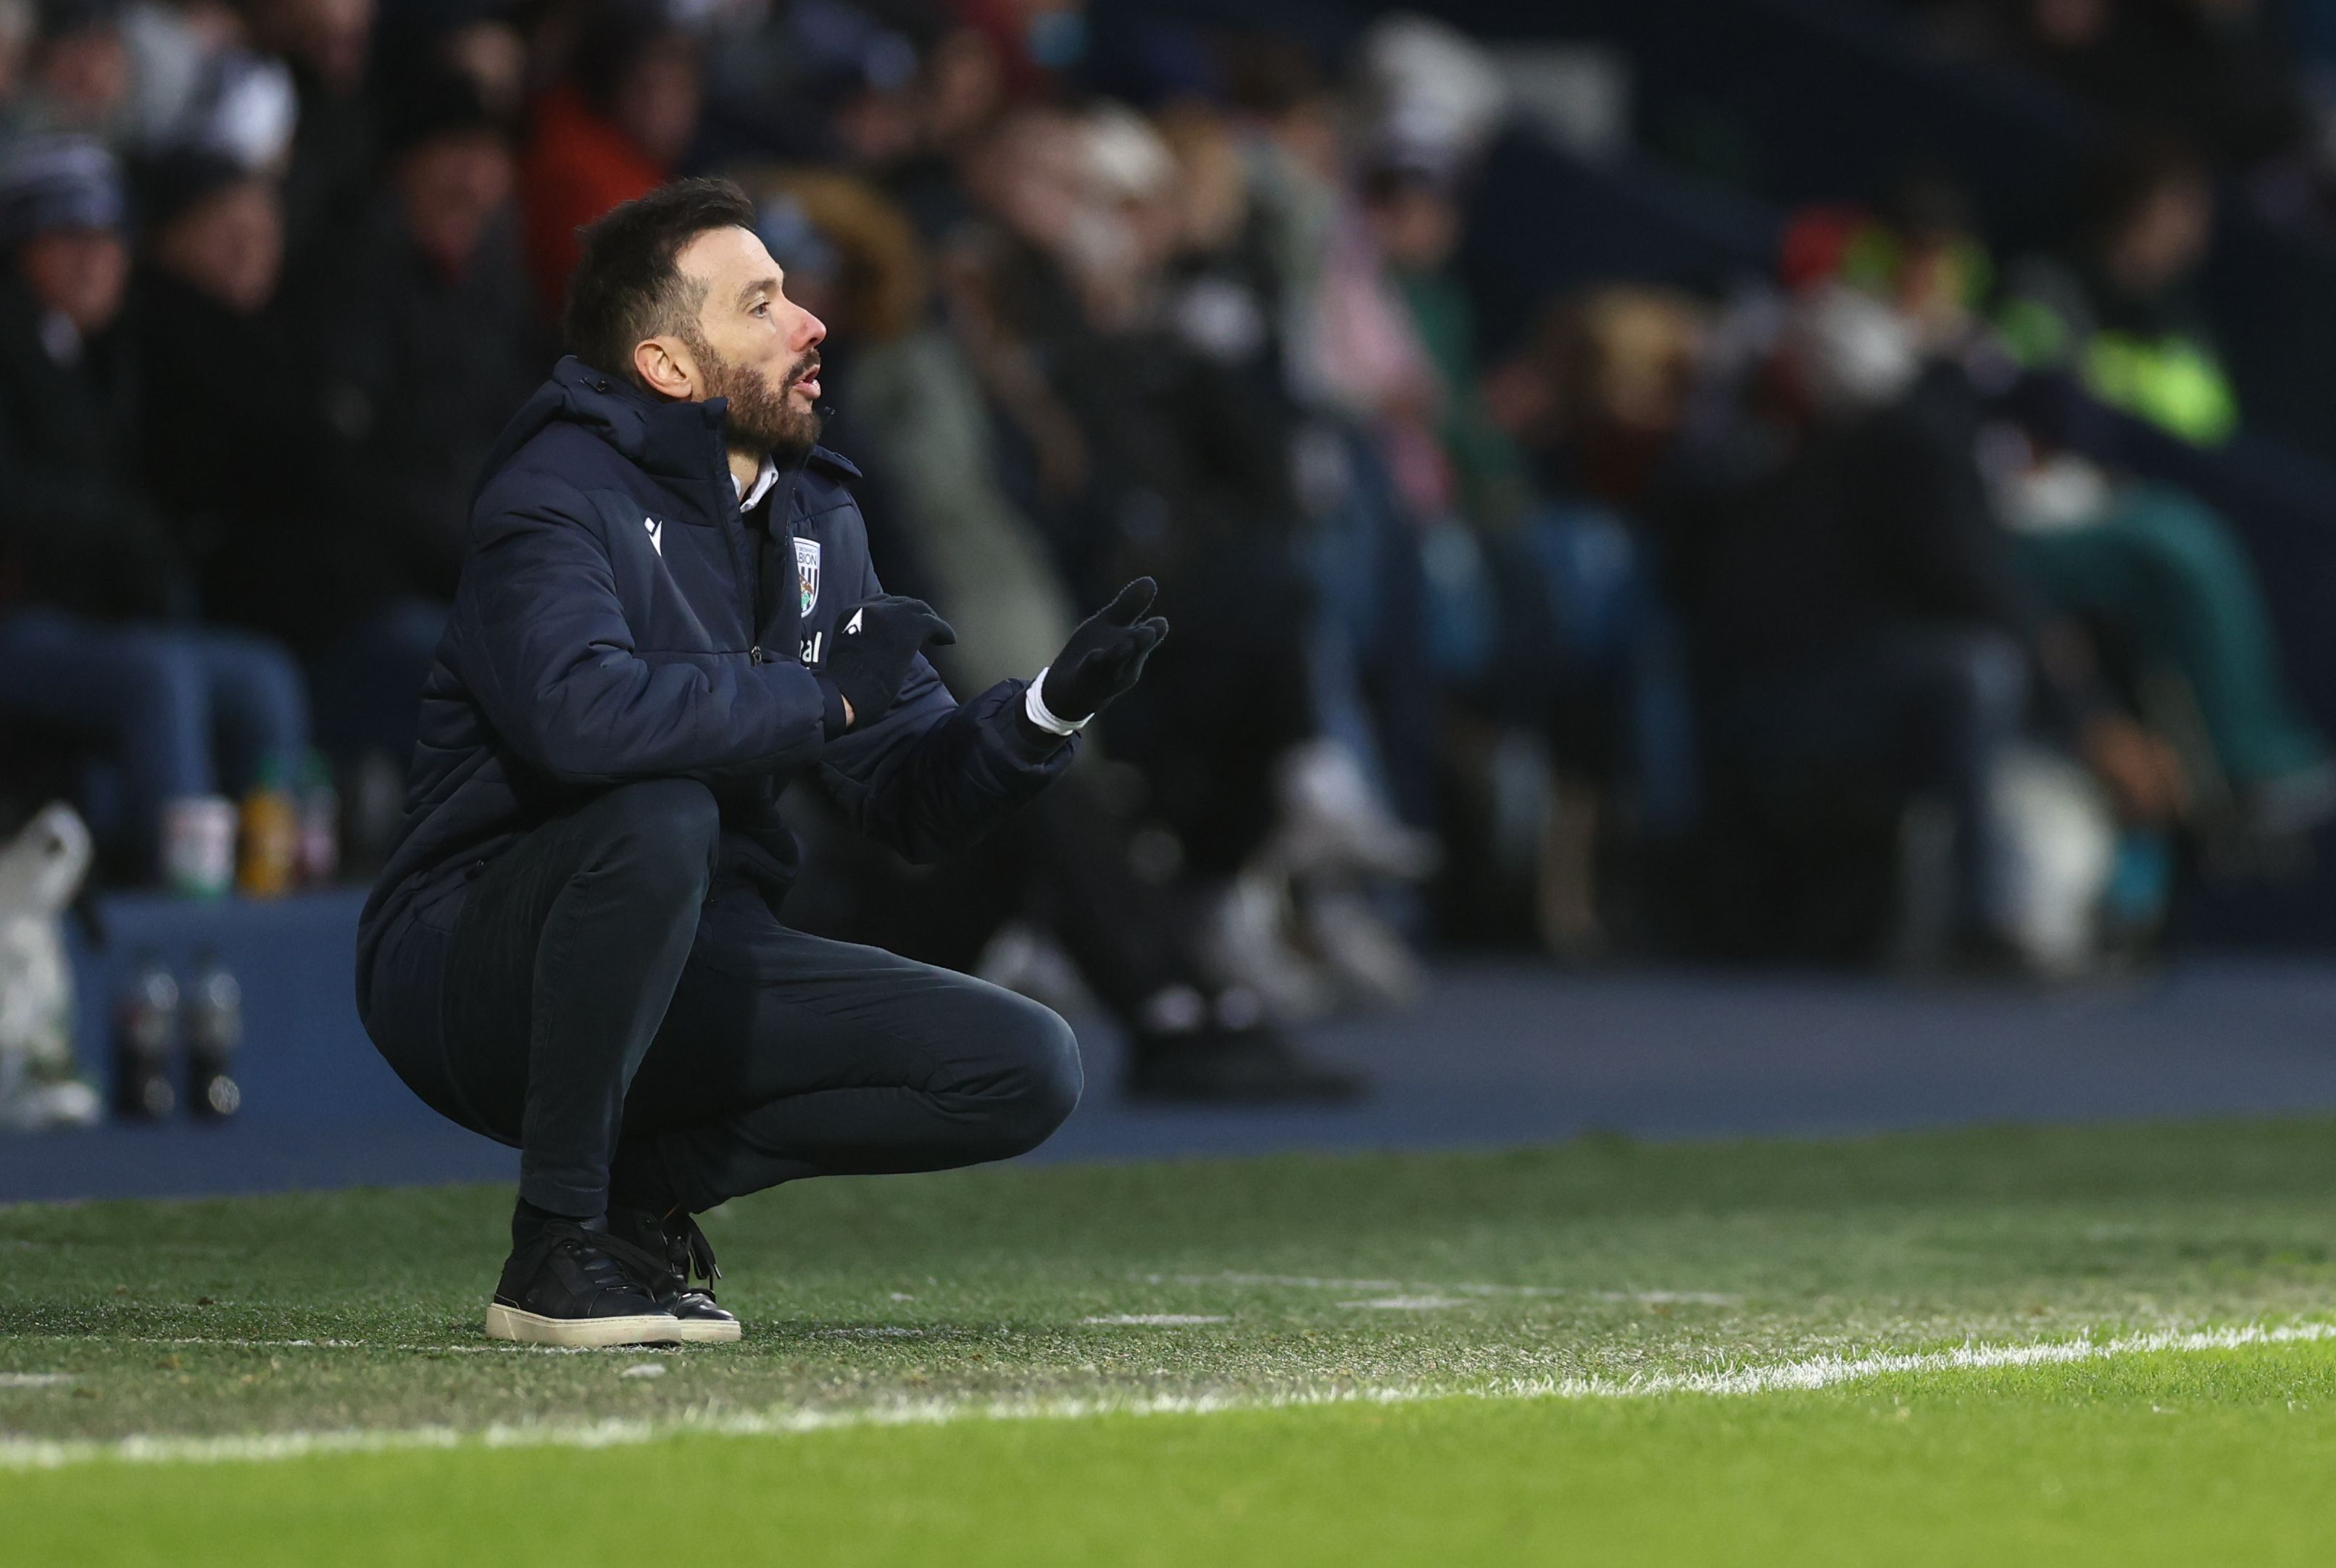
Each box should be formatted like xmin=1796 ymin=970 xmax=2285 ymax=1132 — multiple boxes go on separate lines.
xmin=562 ymin=176 xmax=756 ymax=385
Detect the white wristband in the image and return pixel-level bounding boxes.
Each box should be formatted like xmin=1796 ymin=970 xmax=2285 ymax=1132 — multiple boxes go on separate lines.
xmin=1024 ymin=667 xmax=1091 ymax=737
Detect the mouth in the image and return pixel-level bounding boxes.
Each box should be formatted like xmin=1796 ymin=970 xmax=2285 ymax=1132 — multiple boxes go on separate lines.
xmin=791 ymin=376 xmax=820 ymax=401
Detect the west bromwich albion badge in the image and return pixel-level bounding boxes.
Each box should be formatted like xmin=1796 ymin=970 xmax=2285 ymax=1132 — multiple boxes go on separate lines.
xmin=794 ymin=537 xmax=821 ymax=616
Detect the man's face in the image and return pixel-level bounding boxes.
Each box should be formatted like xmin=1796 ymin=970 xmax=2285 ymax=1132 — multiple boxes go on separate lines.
xmin=2115 ymin=175 xmax=2214 ymax=294
xmin=615 ymin=41 xmax=701 ymax=170
xmin=395 ymin=133 xmax=515 ymax=278
xmin=259 ymin=0 xmax=374 ymax=93
xmin=155 ymin=180 xmax=283 ymax=314
xmin=37 ymin=26 xmax=132 ymax=120
xmin=670 ymin=225 xmax=828 ymax=459
xmin=20 ymin=226 xmax=128 ymax=333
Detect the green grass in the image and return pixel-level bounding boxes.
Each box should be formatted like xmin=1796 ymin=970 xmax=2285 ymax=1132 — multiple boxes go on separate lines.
xmin=8 ymin=1119 xmax=2336 ymax=1563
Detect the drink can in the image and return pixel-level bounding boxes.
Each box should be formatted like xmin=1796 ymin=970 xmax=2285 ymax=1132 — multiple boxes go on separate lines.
xmin=160 ymin=796 xmax=237 ymax=899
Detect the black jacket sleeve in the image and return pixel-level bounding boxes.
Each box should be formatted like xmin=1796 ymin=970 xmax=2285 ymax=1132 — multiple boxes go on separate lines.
xmin=816 ymin=554 xmax=1076 ymax=862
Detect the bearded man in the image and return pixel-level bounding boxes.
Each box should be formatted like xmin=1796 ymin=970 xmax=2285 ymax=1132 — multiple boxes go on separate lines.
xmin=355 ymin=178 xmax=1166 ymax=1346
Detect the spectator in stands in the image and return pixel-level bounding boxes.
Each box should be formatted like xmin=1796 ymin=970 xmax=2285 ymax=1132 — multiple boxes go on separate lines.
xmin=948 ymin=101 xmax=1440 ymax=1016
xmin=132 ymin=146 xmax=321 ymax=640
xmin=245 ymin=0 xmax=377 ymax=270
xmin=307 ymin=72 xmax=541 ymax=770
xmin=2000 ymin=0 xmax=2308 ymax=170
xmin=1998 ymin=135 xmax=2238 ymax=446
xmin=1358 ymin=139 xmax=1700 ymax=956
xmin=1816 ymin=172 xmax=2336 ymax=841
xmin=517 ymin=0 xmax=699 ymax=312
xmin=0 ymin=137 xmax=307 ymax=876
xmin=1659 ymin=284 xmax=2183 ymax=964
xmin=11 ymin=0 xmax=132 ymax=145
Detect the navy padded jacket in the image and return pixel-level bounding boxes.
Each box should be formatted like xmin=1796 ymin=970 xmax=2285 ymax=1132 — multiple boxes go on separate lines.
xmin=355 ymin=356 xmax=1074 ymax=1000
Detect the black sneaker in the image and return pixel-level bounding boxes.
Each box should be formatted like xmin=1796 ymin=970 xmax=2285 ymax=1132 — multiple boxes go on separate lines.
xmin=1124 ymin=1026 xmax=1369 ymax=1104
xmin=484 ymin=1220 xmax=687 ymax=1348
xmin=607 ymin=1205 xmax=741 ymax=1344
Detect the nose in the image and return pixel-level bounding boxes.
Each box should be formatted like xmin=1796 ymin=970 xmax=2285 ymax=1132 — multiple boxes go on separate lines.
xmin=796 ymin=306 xmax=827 ymax=353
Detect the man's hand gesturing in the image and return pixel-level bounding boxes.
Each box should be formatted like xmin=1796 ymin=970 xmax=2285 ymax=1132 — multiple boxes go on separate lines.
xmin=1036 ymin=578 xmax=1170 ymax=724
xmin=825 ymin=595 xmax=955 ymax=730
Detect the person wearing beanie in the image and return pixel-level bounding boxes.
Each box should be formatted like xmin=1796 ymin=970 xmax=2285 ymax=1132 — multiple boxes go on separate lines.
xmin=131 ymin=149 xmax=322 ymax=642
xmin=0 ymin=136 xmax=311 ymax=880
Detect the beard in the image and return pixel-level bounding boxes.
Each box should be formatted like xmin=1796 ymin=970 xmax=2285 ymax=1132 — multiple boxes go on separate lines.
xmin=694 ymin=339 xmax=823 ymax=464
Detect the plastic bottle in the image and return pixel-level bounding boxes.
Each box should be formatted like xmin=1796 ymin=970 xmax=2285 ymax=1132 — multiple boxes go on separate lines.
xmin=238 ymin=756 xmax=299 ymax=899
xmin=296 ymin=752 xmax=340 ymax=887
xmin=111 ymin=952 xmax=179 ymax=1121
xmin=184 ymin=950 xmax=242 ymax=1120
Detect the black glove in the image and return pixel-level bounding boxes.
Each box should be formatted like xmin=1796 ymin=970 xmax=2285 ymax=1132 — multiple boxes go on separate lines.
xmin=1038 ymin=578 xmax=1171 ymax=723
xmin=823 ymin=595 xmax=955 ymax=730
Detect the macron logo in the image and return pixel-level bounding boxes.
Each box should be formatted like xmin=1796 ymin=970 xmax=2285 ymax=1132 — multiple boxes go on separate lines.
xmin=844 ymin=609 xmax=864 ymax=635
xmin=644 ymin=517 xmax=663 ymax=556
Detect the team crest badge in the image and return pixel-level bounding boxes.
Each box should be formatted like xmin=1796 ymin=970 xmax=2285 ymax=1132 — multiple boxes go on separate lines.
xmin=794 ymin=537 xmax=821 ymax=615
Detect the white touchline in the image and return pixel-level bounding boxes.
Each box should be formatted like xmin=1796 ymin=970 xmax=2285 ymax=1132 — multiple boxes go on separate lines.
xmin=1143 ymin=1272 xmax=1739 ymax=1305
xmin=1082 ymin=1315 xmax=1233 ymax=1327
xmin=2 ymin=1320 xmax=2331 ymax=1473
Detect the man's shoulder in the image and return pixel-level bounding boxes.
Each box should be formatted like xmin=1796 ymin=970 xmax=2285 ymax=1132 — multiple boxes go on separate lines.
xmin=797 ymin=445 xmax=867 ymax=522
xmin=476 ymin=422 xmax=644 ymax=517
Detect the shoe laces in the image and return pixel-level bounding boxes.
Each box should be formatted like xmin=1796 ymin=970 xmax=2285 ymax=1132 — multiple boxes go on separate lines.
xmin=665 ymin=1213 xmax=721 ymax=1287
xmin=544 ymin=1223 xmax=675 ymax=1297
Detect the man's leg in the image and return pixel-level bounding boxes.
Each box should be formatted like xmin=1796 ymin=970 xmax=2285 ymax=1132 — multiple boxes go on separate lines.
xmin=441 ymin=777 xmax=720 ymax=1219
xmin=612 ymin=901 xmax=1082 ymax=1215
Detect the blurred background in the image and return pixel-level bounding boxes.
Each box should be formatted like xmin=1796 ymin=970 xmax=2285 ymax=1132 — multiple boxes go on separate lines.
xmin=11 ymin=0 xmax=2336 ymax=1190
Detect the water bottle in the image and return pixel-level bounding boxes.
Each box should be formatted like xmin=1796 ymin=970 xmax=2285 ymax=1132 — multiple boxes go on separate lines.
xmin=296 ymin=754 xmax=341 ymax=888
xmin=185 ymin=951 xmax=242 ymax=1121
xmin=111 ymin=953 xmax=179 ymax=1121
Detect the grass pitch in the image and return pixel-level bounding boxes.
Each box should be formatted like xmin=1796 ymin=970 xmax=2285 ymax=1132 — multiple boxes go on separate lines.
xmin=7 ymin=1118 xmax=2336 ymax=1564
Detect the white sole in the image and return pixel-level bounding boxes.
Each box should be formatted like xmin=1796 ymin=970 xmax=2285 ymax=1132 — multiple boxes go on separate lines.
xmin=483 ymin=1302 xmax=691 ymax=1348
xmin=665 ymin=1315 xmax=744 ymax=1345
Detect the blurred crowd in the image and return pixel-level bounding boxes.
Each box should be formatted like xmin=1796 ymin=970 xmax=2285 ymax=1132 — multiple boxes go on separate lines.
xmin=3 ymin=0 xmax=2335 ymax=1064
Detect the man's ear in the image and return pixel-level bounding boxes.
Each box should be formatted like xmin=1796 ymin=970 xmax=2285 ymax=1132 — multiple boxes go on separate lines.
xmin=632 ymin=335 xmax=698 ymax=401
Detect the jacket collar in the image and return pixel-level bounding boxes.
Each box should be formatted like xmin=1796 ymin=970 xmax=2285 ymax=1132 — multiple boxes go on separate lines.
xmin=475 ymin=356 xmax=863 ymax=514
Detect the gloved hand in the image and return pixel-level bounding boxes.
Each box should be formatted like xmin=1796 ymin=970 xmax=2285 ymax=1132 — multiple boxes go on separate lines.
xmin=824 ymin=595 xmax=955 ymax=730
xmin=1036 ymin=578 xmax=1171 ymax=723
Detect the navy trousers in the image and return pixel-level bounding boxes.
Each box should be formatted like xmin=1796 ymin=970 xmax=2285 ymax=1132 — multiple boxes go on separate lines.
xmin=367 ymin=778 xmax=1083 ymax=1217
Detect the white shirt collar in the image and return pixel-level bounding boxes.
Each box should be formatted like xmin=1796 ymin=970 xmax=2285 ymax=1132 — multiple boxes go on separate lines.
xmin=734 ymin=456 xmax=781 ymax=513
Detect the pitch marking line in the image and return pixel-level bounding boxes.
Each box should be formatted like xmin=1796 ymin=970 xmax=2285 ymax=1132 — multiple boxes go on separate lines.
xmin=1083 ymin=1314 xmax=1233 ymax=1327
xmin=1143 ymin=1272 xmax=1737 ymax=1305
xmin=3 ymin=1319 xmax=2331 ymax=1473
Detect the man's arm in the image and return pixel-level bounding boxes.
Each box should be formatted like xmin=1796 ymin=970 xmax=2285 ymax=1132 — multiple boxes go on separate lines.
xmin=455 ymin=486 xmax=832 ymax=787
xmin=817 ymin=571 xmax=1166 ymax=862
xmin=815 ymin=525 xmax=1077 ymax=862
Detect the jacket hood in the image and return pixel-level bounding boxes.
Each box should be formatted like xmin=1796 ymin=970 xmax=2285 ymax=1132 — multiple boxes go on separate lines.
xmin=475 ymin=356 xmax=862 ymax=506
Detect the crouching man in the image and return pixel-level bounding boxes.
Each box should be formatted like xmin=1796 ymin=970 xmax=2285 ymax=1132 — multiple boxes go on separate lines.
xmin=355 ymin=179 xmax=1166 ymax=1346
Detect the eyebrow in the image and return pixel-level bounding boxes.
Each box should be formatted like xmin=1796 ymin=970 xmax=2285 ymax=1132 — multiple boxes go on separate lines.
xmin=737 ymin=273 xmax=783 ymax=311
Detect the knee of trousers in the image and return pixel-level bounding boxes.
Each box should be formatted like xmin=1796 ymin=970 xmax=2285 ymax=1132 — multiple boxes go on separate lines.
xmin=581 ymin=778 xmax=723 ymax=908
xmin=975 ymin=997 xmax=1084 ymax=1158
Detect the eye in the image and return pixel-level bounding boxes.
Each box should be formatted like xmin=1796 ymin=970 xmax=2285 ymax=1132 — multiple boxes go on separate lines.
xmin=752 ymin=302 xmax=770 ymax=317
